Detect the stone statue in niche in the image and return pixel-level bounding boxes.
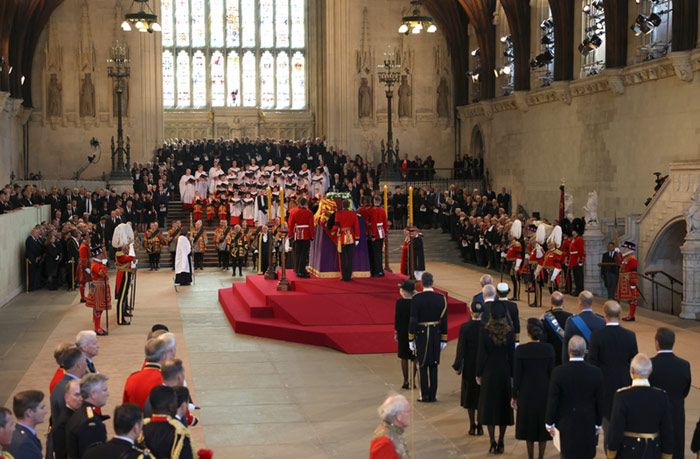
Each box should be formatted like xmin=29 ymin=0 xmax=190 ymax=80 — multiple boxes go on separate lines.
xmin=79 ymin=73 xmax=96 ymax=118
xmin=358 ymin=77 xmax=372 ymax=119
xmin=685 ymin=188 xmax=700 ymax=235
xmin=113 ymin=79 xmax=129 ymax=118
xmin=398 ymin=75 xmax=411 ymax=118
xmin=583 ymin=190 xmax=599 ymax=225
xmin=564 ymin=192 xmax=574 ymax=220
xmin=47 ymin=73 xmax=62 ymax=117
xmin=436 ymin=76 xmax=450 ymax=118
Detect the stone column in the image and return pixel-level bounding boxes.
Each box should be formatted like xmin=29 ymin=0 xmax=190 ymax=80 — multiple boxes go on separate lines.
xmin=584 ymin=224 xmax=606 ymax=297
xmin=680 ymin=233 xmax=700 ymax=319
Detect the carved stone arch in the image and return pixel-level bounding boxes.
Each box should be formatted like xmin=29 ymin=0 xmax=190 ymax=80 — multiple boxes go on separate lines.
xmin=644 ymin=217 xmax=686 ymax=315
xmin=470 ymin=124 xmax=485 ymax=159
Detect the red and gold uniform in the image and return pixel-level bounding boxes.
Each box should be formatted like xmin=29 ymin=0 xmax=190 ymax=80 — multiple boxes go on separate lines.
xmin=218 ymin=199 xmax=228 ymax=222
xmin=617 ymin=251 xmax=639 ymax=319
xmin=543 ymin=247 xmax=564 ymax=291
xmin=368 ymin=206 xmax=389 ymax=277
xmin=78 ymin=240 xmax=91 ymax=302
xmin=122 ymin=362 xmax=162 ymax=408
xmin=192 ymin=196 xmax=204 ymax=222
xmin=569 ymin=234 xmax=586 ymax=294
xmin=333 ymin=209 xmax=360 ymax=281
xmin=49 ymin=367 xmax=65 ymax=394
xmin=114 ymin=248 xmax=135 ymax=326
xmin=288 ymin=205 xmax=315 ymax=277
xmin=528 ymin=241 xmax=546 ymax=307
xmin=561 ymin=236 xmax=572 ymax=292
xmin=143 ymin=228 xmax=164 ymax=270
xmin=206 ymin=196 xmax=217 ymax=224
xmin=86 ymin=259 xmax=111 ymax=335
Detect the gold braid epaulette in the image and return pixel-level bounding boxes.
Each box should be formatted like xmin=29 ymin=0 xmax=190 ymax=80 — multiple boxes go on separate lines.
xmin=167 ymin=417 xmax=191 ymax=458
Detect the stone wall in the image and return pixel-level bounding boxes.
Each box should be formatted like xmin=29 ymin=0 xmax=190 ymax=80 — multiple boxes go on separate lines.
xmin=459 ymin=50 xmax=700 ymax=221
xmin=0 ymin=94 xmax=29 ymax=184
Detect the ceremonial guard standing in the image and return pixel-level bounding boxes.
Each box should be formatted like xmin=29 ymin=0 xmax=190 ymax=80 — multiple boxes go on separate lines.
xmin=528 ymin=224 xmax=548 ymax=307
xmin=113 ymin=224 xmax=136 ymax=326
xmin=217 ymin=193 xmax=228 ymax=223
xmin=409 ymin=272 xmax=448 ymax=403
xmin=143 ymin=222 xmax=164 ymax=271
xmin=505 ymin=220 xmax=524 ymax=301
xmin=78 ymin=233 xmax=92 ymax=302
xmin=569 ymin=219 xmax=586 ymax=295
xmin=288 ymin=197 xmax=314 ymax=278
xmin=369 ymin=196 xmax=388 ymax=277
xmin=618 ymin=241 xmax=640 ymax=322
xmin=86 ymin=248 xmax=111 ymax=336
xmin=332 ymin=200 xmax=360 ymax=282
xmin=190 ymin=220 xmax=207 ymax=270
xmin=214 ymin=220 xmax=231 ymax=269
xmin=358 ymin=197 xmax=375 ymax=275
xmin=543 ymin=226 xmax=564 ymax=293
xmin=192 ymin=194 xmax=204 ymax=223
xmin=606 ymin=354 xmax=674 ymax=459
xmin=167 ymin=221 xmax=182 ymax=271
xmin=228 ymin=225 xmax=246 ymax=277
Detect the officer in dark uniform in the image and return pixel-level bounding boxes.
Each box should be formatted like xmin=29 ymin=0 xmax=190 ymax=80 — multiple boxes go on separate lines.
xmin=142 ymin=386 xmax=194 ymax=459
xmin=83 ymin=404 xmax=152 ymax=459
xmin=66 ymin=374 xmax=110 ymax=458
xmin=606 ymin=353 xmax=674 ymax=459
xmin=540 ymin=291 xmax=572 ymax=366
xmin=408 ymin=272 xmax=448 ymax=403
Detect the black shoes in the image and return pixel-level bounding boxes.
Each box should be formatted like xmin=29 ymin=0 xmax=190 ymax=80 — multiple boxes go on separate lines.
xmin=489 ymin=442 xmax=497 ymax=454
xmin=496 ymin=441 xmax=504 ymax=454
xmin=477 ymin=425 xmax=484 ymax=436
xmin=401 ymin=382 xmax=409 ymax=390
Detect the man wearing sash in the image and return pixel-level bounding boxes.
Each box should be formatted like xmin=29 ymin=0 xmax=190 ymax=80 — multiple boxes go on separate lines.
xmin=113 ymin=224 xmax=136 ymax=326
xmin=167 ymin=221 xmax=182 ymax=271
xmin=190 ymin=220 xmax=207 ymax=270
xmin=408 ymin=272 xmax=448 ymax=403
xmin=143 ymin=222 xmax=164 ymax=271
xmin=332 ymin=200 xmax=360 ymax=282
xmin=214 ymin=220 xmax=232 ymax=270
xmin=562 ymin=291 xmax=605 ymax=363
xmin=288 ymin=197 xmax=315 ymax=278
xmin=86 ymin=248 xmax=111 ymax=336
xmin=541 ymin=291 xmax=572 ymax=366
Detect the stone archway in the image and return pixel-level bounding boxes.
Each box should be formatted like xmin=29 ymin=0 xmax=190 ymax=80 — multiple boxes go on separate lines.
xmin=644 ymin=219 xmax=686 ymax=315
xmin=470 ymin=125 xmax=485 ymax=159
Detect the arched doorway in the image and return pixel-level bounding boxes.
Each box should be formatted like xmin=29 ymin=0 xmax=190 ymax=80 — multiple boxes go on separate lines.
xmin=644 ymin=219 xmax=686 ymax=315
xmin=470 ymin=125 xmax=484 ymax=159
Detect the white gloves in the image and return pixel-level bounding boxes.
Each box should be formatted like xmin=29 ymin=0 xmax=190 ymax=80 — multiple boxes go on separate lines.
xmin=355 ymin=240 xmax=359 ymax=246
xmin=440 ymin=341 xmax=447 ymax=351
xmin=409 ymin=341 xmax=416 ymax=352
xmin=515 ymin=259 xmax=522 ymax=270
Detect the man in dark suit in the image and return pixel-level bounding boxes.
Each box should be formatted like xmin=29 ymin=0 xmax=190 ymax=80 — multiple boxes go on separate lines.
xmin=8 ymin=390 xmax=47 ymax=459
xmin=50 ymin=346 xmax=87 ymax=427
xmin=587 ymin=300 xmax=638 ymax=449
xmin=408 ymin=272 xmax=448 ymax=403
xmin=76 ymin=330 xmax=100 ymax=374
xmin=600 ymin=242 xmax=621 ymax=299
xmin=607 ymin=353 xmax=674 ymax=459
xmin=51 ymin=379 xmax=83 ymax=459
xmin=25 ymin=226 xmax=45 ymax=291
xmin=650 ymin=328 xmax=691 ymax=459
xmin=83 ymin=404 xmax=148 ymax=459
xmin=545 ymin=335 xmax=604 ymax=459
xmin=541 ymin=291 xmax=573 ymax=366
xmin=470 ymin=274 xmax=493 ymax=313
xmin=563 ymin=290 xmax=605 ymax=362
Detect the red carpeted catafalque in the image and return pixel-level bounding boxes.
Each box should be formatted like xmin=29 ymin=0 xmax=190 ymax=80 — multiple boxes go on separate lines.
xmin=218 ymin=270 xmax=470 ymax=354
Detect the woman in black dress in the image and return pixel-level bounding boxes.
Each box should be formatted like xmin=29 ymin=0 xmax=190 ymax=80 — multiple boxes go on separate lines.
xmin=476 ymin=297 xmax=515 ymax=454
xmin=453 ymin=299 xmax=484 ymax=436
xmin=513 ymin=318 xmax=555 ymax=459
xmin=394 ymin=280 xmax=416 ymax=390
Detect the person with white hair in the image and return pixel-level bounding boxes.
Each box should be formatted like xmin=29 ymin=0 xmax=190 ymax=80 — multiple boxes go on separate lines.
xmin=470 ymin=274 xmax=493 ymax=313
xmin=369 ymin=394 xmax=410 ymax=459
xmin=75 ymin=330 xmax=99 ymax=374
xmin=606 ymin=353 xmax=674 ymax=459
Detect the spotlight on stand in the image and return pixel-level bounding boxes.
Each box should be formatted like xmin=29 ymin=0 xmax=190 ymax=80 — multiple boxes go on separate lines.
xmin=471 ymin=48 xmax=480 ymax=57
xmin=540 ymin=18 xmax=553 ymax=30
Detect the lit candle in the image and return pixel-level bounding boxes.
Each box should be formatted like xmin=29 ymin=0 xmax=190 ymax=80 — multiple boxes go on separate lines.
xmin=383 ymin=185 xmax=388 ymax=216
xmin=280 ymin=186 xmax=285 ymax=225
xmin=408 ymin=186 xmax=413 ymax=226
xmin=267 ymin=187 xmax=272 ymax=219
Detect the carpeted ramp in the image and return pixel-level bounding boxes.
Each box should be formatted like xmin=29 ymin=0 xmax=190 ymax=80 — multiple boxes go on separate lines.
xmin=218 ymin=270 xmax=469 ymax=354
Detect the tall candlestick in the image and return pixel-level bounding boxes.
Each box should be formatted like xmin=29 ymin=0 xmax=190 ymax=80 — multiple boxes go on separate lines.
xmin=280 ymin=186 xmax=285 ymax=225
xmin=383 ymin=185 xmax=388 ymax=216
xmin=408 ymin=186 xmax=413 ymax=226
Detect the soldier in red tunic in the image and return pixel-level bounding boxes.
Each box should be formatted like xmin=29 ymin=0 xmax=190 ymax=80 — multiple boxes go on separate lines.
xmin=543 ymin=225 xmax=564 ymax=293
xmin=357 ymin=196 xmax=375 ymax=274
xmin=370 ymin=196 xmax=389 ymax=277
xmin=112 ymin=223 xmax=136 ymax=326
xmin=192 ymin=194 xmax=204 ymax=222
xmin=505 ymin=220 xmax=524 ymax=300
xmin=287 ymin=196 xmax=315 ymax=278
xmin=618 ymin=241 xmax=640 ymax=321
xmin=78 ymin=233 xmax=92 ymax=303
xmin=569 ymin=218 xmax=586 ymax=295
xmin=217 ymin=193 xmax=228 ymax=223
xmin=528 ymin=223 xmax=548 ymax=307
xmin=85 ymin=248 xmax=111 ymax=336
xmin=369 ymin=394 xmax=410 ymax=459
xmin=205 ymin=195 xmax=216 ymax=226
xmin=332 ymin=200 xmax=360 ymax=281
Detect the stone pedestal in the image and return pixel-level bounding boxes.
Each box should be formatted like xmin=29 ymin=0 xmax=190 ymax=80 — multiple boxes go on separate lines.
xmin=107 ymin=178 xmax=133 ymax=193
xmin=584 ymin=224 xmax=606 ymax=297
xmin=680 ymin=233 xmax=700 ymax=319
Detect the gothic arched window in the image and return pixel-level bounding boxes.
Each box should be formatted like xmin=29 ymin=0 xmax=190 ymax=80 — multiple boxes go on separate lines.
xmin=161 ymin=0 xmax=307 ymax=110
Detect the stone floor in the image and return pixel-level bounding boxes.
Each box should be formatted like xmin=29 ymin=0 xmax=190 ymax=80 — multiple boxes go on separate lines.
xmin=1 ymin=256 xmax=700 ymax=458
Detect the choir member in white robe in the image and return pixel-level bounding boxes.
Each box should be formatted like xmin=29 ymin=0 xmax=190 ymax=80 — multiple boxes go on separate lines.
xmin=179 ymin=169 xmax=196 ymax=208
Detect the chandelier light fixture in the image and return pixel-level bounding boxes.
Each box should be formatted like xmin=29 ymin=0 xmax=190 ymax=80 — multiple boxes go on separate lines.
xmin=121 ymin=0 xmax=161 ymax=33
xmin=398 ymin=0 xmax=437 ymax=35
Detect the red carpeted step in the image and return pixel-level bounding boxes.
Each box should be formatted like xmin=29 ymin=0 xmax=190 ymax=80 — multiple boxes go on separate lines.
xmin=231 ymin=283 xmax=274 ymax=318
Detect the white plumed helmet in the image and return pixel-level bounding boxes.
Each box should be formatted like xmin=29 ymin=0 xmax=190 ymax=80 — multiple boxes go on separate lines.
xmin=547 ymin=225 xmax=563 ymax=248
xmin=510 ymin=220 xmax=522 ymax=240
xmin=111 ymin=222 xmax=134 ymax=249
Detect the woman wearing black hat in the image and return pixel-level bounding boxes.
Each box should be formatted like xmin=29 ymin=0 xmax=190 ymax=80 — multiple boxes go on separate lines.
xmin=513 ymin=318 xmax=555 ymax=459
xmin=476 ymin=287 xmax=515 ymax=454
xmin=394 ymin=280 xmax=416 ymax=390
xmin=453 ymin=299 xmax=484 ymax=436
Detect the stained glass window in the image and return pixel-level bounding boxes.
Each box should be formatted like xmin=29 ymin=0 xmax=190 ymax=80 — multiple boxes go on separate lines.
xmin=163 ymin=51 xmax=175 ymax=108
xmin=211 ymin=51 xmax=226 ymax=107
xmin=210 ymin=0 xmax=224 ymax=48
xmin=161 ymin=0 xmax=174 ymax=47
xmin=276 ymin=52 xmax=290 ymax=109
xmin=164 ymin=0 xmax=307 ymax=110
xmin=242 ymin=51 xmax=257 ymax=106
xmin=191 ymin=0 xmax=206 ymax=47
xmin=176 ymin=51 xmax=191 ymax=107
